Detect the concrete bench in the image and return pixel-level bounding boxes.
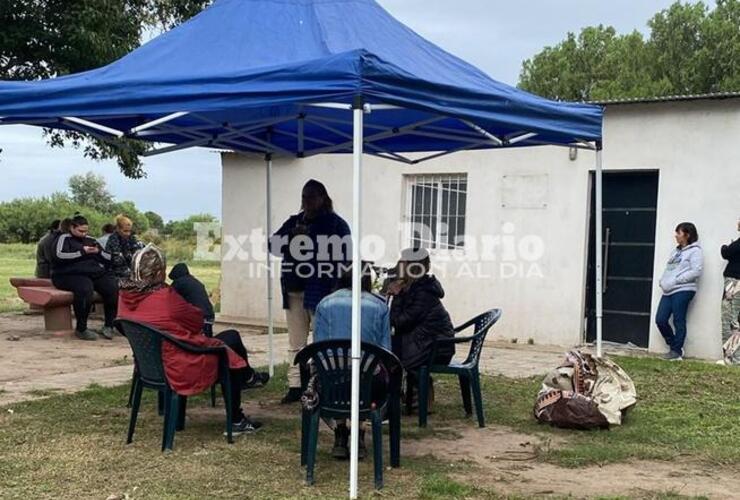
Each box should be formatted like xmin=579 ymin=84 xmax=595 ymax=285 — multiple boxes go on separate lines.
xmin=10 ymin=277 xmax=102 ymax=336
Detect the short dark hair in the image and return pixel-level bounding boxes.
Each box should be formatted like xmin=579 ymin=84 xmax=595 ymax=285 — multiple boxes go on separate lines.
xmin=48 ymin=219 xmax=61 ymax=231
xmin=337 ymin=262 xmax=373 ymax=293
xmin=102 ymin=223 xmax=115 ymax=234
xmin=59 ymin=218 xmax=72 ymax=233
xmin=70 ymin=213 xmax=89 ymax=227
xmin=676 ymin=222 xmax=699 ymax=244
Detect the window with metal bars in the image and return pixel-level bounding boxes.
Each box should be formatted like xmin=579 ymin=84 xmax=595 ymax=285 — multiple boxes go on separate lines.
xmin=404 ymin=174 xmax=467 ymax=250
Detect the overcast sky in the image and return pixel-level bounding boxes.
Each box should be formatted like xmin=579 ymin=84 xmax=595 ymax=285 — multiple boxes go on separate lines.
xmin=0 ymin=0 xmax=711 ymax=222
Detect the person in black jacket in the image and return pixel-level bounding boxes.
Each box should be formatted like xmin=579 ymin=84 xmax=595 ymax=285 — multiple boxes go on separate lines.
xmin=51 ymin=214 xmax=118 ymax=341
xmin=168 ymin=263 xmax=216 ymax=334
xmin=105 ymin=214 xmax=144 ymax=279
xmin=270 ymin=179 xmax=351 ymax=403
xmin=35 ymin=219 xmax=60 ymax=279
xmin=387 ymin=248 xmax=455 ymax=370
xmin=720 ymin=217 xmax=740 ymax=364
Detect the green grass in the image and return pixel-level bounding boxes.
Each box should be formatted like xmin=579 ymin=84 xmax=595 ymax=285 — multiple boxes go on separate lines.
xmin=0 ymin=243 xmax=222 ymax=314
xmin=0 ymin=359 xmax=738 ymax=499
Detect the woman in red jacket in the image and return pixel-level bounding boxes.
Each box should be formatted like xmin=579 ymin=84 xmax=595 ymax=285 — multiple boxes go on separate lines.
xmin=117 ymin=244 xmax=264 ymax=435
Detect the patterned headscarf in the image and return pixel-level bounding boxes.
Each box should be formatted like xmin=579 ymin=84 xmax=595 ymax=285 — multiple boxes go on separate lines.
xmin=119 ymin=243 xmax=167 ymax=293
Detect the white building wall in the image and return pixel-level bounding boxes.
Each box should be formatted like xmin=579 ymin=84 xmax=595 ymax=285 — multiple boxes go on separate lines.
xmin=220 ymin=98 xmax=740 ymax=359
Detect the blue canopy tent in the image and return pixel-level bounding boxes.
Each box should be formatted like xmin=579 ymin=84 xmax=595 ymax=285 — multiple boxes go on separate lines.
xmin=0 ymin=0 xmax=604 ymax=495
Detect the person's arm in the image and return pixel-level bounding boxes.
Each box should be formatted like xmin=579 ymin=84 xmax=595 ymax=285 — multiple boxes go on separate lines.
xmin=269 ymin=215 xmax=299 ymax=257
xmin=54 ymin=234 xmax=84 ymax=263
xmin=378 ymin=305 xmax=392 ymax=351
xmin=389 ymin=289 xmax=428 ymax=333
xmin=105 ymin=234 xmax=126 ymax=269
xmin=676 ymin=248 xmax=704 ymax=285
xmin=312 ymin=303 xmax=330 ymax=343
xmin=721 ymin=239 xmax=740 ymax=260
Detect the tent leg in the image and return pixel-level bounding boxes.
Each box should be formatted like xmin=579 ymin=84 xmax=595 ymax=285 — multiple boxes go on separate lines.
xmin=349 ymin=98 xmax=364 ymax=500
xmin=266 ymin=154 xmax=275 ymax=377
xmin=594 ymin=145 xmax=604 ymax=358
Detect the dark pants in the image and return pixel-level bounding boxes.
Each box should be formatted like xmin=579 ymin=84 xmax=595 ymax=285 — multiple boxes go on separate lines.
xmin=52 ymin=273 xmax=118 ymax=332
xmin=215 ymin=329 xmax=255 ymax=420
xmin=656 ymin=291 xmax=696 ymax=355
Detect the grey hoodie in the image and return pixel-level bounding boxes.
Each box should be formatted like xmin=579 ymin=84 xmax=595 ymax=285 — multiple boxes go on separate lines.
xmin=659 ymin=242 xmax=703 ymax=296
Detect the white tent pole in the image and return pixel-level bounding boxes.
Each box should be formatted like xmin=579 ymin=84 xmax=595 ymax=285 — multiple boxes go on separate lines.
xmin=265 ymin=153 xmax=275 ymax=377
xmin=595 ymin=144 xmax=604 ymax=358
xmin=348 ymin=98 xmax=364 ymax=500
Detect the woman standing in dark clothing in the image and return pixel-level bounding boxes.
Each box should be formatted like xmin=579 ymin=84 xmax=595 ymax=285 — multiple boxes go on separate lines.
xmin=719 ymin=217 xmax=740 ymax=365
xmin=270 ymin=179 xmax=351 ymax=403
xmin=105 ymin=214 xmax=144 ymax=279
xmin=51 ymin=214 xmax=118 ymax=341
xmin=35 ymin=219 xmax=60 ymax=279
xmin=387 ymin=248 xmax=455 ymax=370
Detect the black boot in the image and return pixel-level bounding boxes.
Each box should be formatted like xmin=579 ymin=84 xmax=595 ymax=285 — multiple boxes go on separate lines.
xmin=280 ymin=387 xmax=302 ymax=404
xmin=332 ymin=424 xmax=350 ymax=460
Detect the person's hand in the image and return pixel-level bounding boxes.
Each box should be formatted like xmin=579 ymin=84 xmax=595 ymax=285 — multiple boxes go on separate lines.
xmin=83 ymin=245 xmax=100 ymax=254
xmin=386 ymin=280 xmax=405 ymax=296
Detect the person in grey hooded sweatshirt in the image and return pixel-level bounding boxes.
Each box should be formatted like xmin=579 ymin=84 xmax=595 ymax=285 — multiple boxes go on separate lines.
xmin=656 ymin=222 xmax=704 ymax=361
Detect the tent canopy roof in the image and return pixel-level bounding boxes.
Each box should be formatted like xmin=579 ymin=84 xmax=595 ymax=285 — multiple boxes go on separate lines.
xmin=0 ymin=0 xmax=602 ymax=160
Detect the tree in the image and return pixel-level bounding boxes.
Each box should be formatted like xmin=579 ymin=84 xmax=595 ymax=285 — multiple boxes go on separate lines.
xmin=144 ymin=211 xmax=165 ymax=232
xmin=519 ymin=0 xmax=740 ymax=101
xmin=68 ymin=172 xmax=114 ymax=213
xmin=163 ymin=213 xmax=218 ymax=242
xmin=0 ymin=0 xmax=213 ymax=177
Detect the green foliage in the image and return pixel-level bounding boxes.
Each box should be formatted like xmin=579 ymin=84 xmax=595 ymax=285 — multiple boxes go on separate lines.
xmin=519 ymin=0 xmax=740 ymax=101
xmin=162 ymin=213 xmax=218 ymax=242
xmin=144 ymin=210 xmax=165 ymax=231
xmin=0 ymin=0 xmax=213 ymax=178
xmin=67 ymin=172 xmax=114 ymax=212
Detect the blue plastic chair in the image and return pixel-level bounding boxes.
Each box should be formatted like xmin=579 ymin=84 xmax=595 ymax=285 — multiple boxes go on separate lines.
xmin=115 ymin=319 xmax=235 ymax=451
xmin=417 ymin=309 xmax=502 ymax=428
xmin=294 ymin=340 xmax=403 ymax=489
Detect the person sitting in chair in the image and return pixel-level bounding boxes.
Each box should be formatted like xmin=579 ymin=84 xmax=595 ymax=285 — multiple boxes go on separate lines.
xmin=313 ymin=262 xmax=391 ymax=459
xmin=117 ymin=244 xmax=265 ymax=435
xmin=386 ymin=247 xmax=455 ymax=410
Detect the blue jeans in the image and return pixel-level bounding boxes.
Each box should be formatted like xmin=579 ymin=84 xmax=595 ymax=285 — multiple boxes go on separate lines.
xmin=655 ymin=291 xmax=695 ymax=354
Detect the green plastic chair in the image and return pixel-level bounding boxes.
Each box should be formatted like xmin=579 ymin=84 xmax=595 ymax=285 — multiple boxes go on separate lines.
xmin=294 ymin=340 xmax=403 ymax=489
xmin=416 ymin=308 xmax=502 ymax=428
xmin=114 ymin=319 xmax=235 ymax=451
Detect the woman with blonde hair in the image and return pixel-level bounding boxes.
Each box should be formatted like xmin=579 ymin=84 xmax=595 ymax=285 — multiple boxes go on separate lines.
xmin=105 ymin=214 xmax=144 ymax=279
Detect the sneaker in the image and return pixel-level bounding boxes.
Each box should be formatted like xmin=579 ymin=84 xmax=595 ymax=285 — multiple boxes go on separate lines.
xmin=99 ymin=326 xmax=115 ymax=340
xmin=75 ymin=329 xmax=98 ymax=341
xmin=226 ymin=416 xmax=262 ymax=436
xmin=280 ymin=387 xmax=302 ymax=404
xmin=243 ymin=372 xmax=270 ymax=390
xmin=663 ymin=350 xmax=683 ymax=361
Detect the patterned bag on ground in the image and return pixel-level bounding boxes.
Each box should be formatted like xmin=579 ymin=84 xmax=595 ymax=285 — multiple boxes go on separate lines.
xmin=533 ymin=350 xmax=636 ymax=429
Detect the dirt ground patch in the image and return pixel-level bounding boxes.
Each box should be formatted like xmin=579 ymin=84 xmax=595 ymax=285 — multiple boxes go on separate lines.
xmin=405 ymin=424 xmax=739 ymax=499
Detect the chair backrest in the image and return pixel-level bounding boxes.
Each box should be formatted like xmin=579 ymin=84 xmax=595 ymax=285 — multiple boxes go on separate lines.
xmin=294 ymin=340 xmax=402 ymax=417
xmin=114 ymin=319 xmax=168 ymax=388
xmin=461 ymin=309 xmax=503 ymax=365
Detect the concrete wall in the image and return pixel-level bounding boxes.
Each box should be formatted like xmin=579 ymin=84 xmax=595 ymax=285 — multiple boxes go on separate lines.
xmin=220 ymin=98 xmax=740 ymax=359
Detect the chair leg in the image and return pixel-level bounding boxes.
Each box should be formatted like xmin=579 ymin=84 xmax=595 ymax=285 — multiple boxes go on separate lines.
xmin=161 ymin=389 xmax=172 ymax=452
xmin=389 ymin=379 xmax=401 ymax=468
xmin=126 ymin=380 xmax=143 ymax=444
xmin=126 ymin=368 xmax=137 ymax=408
xmin=470 ymin=369 xmax=485 ymax=428
xmin=157 ymin=391 xmax=165 ymax=416
xmin=418 ymin=367 xmax=429 ymax=427
xmin=372 ymin=410 xmax=384 ymax=489
xmin=210 ymin=384 xmax=217 ymax=408
xmin=458 ymin=374 xmax=473 ymax=416
xmin=221 ymin=374 xmax=234 ymax=444
xmin=306 ymin=411 xmax=320 ymax=486
xmin=163 ymin=391 xmax=179 ymax=451
xmin=176 ymin=395 xmax=187 ymax=431
xmin=301 ymin=410 xmax=309 ymax=467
